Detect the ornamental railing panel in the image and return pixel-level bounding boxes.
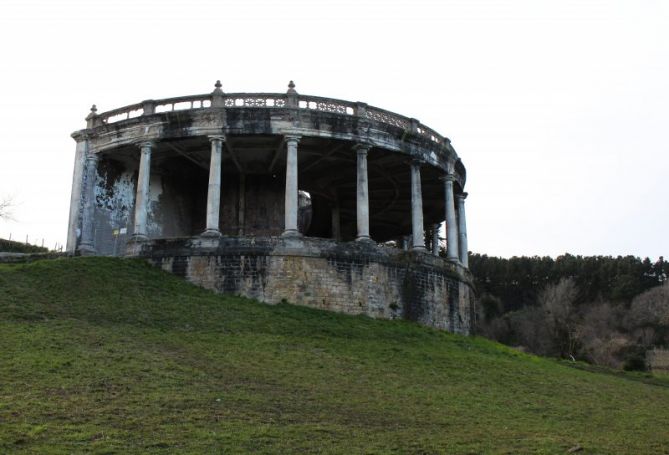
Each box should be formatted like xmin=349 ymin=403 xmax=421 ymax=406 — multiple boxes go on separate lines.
xmin=297 ymin=95 xmax=355 ymax=115
xmin=223 ymin=93 xmax=288 ymax=108
xmin=91 ymin=92 xmax=449 ymax=144
xmin=365 ymin=106 xmax=411 ymax=130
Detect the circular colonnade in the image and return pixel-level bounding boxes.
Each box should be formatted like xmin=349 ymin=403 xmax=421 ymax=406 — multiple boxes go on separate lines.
xmin=66 ymin=81 xmax=474 ymax=334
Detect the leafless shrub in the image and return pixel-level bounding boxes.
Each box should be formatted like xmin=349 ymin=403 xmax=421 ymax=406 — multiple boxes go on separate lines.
xmin=511 ymin=306 xmax=556 ymax=356
xmin=538 ymin=277 xmax=580 ymax=358
xmin=627 ymin=282 xmax=669 ymax=346
xmin=0 ymin=195 xmax=14 ymax=221
xmin=578 ymin=302 xmax=630 ymax=368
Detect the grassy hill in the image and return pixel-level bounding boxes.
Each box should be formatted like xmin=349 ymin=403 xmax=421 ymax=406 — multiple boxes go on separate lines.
xmin=1 ymin=258 xmax=669 ymax=454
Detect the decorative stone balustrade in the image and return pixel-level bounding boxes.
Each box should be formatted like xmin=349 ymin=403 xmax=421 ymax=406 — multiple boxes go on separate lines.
xmin=88 ymin=87 xmax=450 ymax=146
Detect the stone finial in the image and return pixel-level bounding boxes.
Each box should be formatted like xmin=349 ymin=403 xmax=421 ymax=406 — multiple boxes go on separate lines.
xmin=85 ymin=104 xmax=98 ymax=119
xmin=212 ymin=80 xmax=224 ymax=94
xmin=287 ymin=80 xmax=297 ymax=94
xmin=211 ymin=80 xmax=225 ymax=107
xmin=85 ymin=104 xmax=99 ymax=128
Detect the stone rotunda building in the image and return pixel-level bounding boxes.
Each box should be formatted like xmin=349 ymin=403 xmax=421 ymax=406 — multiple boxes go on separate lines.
xmin=66 ymin=81 xmax=474 ymax=334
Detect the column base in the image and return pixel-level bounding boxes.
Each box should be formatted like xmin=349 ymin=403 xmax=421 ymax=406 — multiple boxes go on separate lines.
xmin=128 ymin=234 xmax=149 ymax=243
xmin=77 ymin=242 xmax=96 ymax=256
xmin=412 ymin=246 xmax=427 ymax=252
xmin=200 ymin=229 xmax=222 ymax=238
xmin=355 ymin=235 xmax=374 ymax=243
xmin=281 ymin=229 xmax=302 ymax=238
xmin=125 ymin=235 xmax=150 ymax=257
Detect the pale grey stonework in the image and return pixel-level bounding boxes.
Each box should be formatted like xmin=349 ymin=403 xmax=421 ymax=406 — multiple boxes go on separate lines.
xmin=66 ymin=137 xmax=87 ymax=252
xmin=67 ymin=81 xmax=473 ymax=333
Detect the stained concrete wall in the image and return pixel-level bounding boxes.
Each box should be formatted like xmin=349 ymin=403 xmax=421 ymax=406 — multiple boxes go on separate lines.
xmin=66 ymin=138 xmax=87 ymax=252
xmin=217 ymin=174 xmax=285 ymax=237
xmin=91 ymin=158 xmax=205 ymax=255
xmin=92 ymin=158 xmax=137 ymax=256
xmin=88 ymin=163 xmax=313 ymax=255
xmin=241 ymin=175 xmax=285 ymax=236
xmin=138 ymin=237 xmax=474 ymax=334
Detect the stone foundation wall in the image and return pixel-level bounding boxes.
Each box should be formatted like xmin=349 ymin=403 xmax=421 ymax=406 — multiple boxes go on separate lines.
xmin=647 ymin=349 xmax=669 ymax=371
xmin=134 ymin=237 xmax=474 ymax=334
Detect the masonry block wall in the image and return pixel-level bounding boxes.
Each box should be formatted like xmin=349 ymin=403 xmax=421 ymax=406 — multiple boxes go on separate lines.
xmin=139 ymin=237 xmax=474 ymax=334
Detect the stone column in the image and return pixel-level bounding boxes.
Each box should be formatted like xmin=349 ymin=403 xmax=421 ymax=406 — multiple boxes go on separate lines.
xmin=432 ymin=223 xmax=441 ymax=256
xmin=203 ymin=135 xmax=224 ymax=237
xmin=132 ymin=141 xmax=153 ymax=240
xmin=283 ymin=135 xmax=301 ymax=236
xmin=410 ymin=159 xmax=426 ymax=251
xmin=331 ymin=202 xmax=341 ymax=241
xmin=355 ymin=144 xmax=371 ymax=241
xmin=77 ymin=151 xmax=99 ymax=255
xmin=238 ymin=173 xmax=246 ymax=236
xmin=442 ymin=174 xmax=459 ymax=262
xmin=456 ymin=192 xmax=469 ymax=267
xmin=66 ymin=135 xmax=88 ymax=252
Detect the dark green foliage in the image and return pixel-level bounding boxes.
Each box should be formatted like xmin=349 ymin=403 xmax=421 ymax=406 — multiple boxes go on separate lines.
xmin=0 ymin=238 xmax=49 ymax=253
xmin=2 ymin=257 xmax=669 ymax=453
xmin=470 ymin=253 xmax=669 ymax=368
xmin=470 ymin=253 xmax=668 ymax=315
xmin=623 ymin=345 xmax=649 ymax=371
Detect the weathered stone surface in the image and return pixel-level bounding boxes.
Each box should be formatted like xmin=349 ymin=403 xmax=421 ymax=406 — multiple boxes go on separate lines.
xmin=68 ymin=84 xmax=473 ymax=333
xmin=134 ymin=237 xmax=474 ymax=334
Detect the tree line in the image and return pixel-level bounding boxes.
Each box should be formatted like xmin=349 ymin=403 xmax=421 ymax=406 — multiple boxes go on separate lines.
xmin=468 ymin=253 xmax=669 ymax=370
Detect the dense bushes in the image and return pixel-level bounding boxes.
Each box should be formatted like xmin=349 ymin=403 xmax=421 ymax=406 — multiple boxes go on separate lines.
xmin=0 ymin=238 xmax=49 ymax=254
xmin=469 ymin=253 xmax=669 ymax=369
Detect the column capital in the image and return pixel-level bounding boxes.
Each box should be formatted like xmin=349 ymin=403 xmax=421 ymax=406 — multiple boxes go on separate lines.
xmin=411 ymin=157 xmax=423 ymax=167
xmin=71 ymin=130 xmax=89 ymax=142
xmin=208 ymin=135 xmax=225 ymax=143
xmin=353 ymin=143 xmax=371 ymax=155
xmin=284 ymin=134 xmax=301 ymax=144
xmin=137 ymin=140 xmax=155 ymax=150
xmin=456 ymin=192 xmax=468 ymax=201
xmin=440 ymin=173 xmax=456 ymax=183
xmin=85 ymin=151 xmax=99 ymax=162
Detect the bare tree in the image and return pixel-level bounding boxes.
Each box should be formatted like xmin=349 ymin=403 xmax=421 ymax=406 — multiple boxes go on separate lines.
xmin=539 ymin=277 xmax=580 ymax=359
xmin=627 ymin=282 xmax=669 ymax=346
xmin=512 ymin=306 xmax=557 ymax=356
xmin=578 ymin=302 xmax=630 ymax=368
xmin=0 ymin=195 xmax=14 ymax=221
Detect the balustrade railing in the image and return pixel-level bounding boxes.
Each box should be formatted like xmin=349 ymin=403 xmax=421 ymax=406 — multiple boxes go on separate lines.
xmin=91 ymin=91 xmax=448 ymax=145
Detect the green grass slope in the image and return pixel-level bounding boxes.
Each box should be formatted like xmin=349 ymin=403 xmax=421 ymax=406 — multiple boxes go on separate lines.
xmin=1 ymin=258 xmax=669 ymax=454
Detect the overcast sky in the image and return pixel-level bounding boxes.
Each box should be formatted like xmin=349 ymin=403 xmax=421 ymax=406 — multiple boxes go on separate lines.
xmin=0 ymin=0 xmax=667 ymax=259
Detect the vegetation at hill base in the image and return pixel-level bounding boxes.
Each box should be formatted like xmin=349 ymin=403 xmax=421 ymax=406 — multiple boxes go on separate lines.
xmin=2 ymin=257 xmax=669 ymax=454
xmin=469 ymin=253 xmax=669 ymax=370
xmin=0 ymin=238 xmax=49 ymax=254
